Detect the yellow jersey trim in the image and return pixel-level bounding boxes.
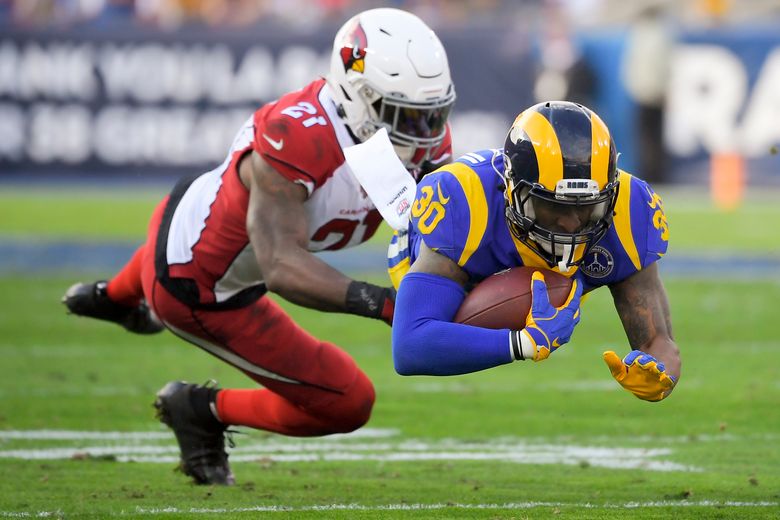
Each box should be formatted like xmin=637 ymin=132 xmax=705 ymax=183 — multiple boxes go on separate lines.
xmin=613 ymin=170 xmax=641 ymax=271
xmin=388 ymin=257 xmax=410 ymax=290
xmin=446 ymin=162 xmax=489 ymax=267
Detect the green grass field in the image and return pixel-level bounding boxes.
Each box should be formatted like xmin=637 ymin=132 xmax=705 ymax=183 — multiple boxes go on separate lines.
xmin=1 ymin=187 xmax=779 ymax=518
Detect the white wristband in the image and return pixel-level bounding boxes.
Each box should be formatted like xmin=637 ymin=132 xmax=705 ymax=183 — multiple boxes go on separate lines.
xmin=509 ymin=330 xmax=536 ymax=361
xmin=519 ymin=330 xmax=536 ymax=361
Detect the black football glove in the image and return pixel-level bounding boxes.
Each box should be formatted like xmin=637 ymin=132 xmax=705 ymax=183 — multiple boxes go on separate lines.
xmin=346 ymin=281 xmax=396 ymax=326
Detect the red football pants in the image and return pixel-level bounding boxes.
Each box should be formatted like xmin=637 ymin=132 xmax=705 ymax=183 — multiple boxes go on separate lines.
xmin=131 ymin=197 xmax=375 ymax=436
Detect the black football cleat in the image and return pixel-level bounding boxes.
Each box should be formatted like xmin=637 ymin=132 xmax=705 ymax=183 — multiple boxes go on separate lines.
xmin=154 ymin=381 xmax=235 ymax=486
xmin=62 ymin=281 xmax=164 ymax=334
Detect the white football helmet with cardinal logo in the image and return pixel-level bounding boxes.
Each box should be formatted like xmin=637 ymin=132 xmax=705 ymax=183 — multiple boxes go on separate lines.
xmin=326 ymin=8 xmax=456 ymax=170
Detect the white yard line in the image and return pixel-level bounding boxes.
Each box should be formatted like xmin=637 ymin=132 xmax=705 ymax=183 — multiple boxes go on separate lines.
xmin=4 ymin=427 xmax=776 ymax=474
xmin=116 ymin=450 xmax=696 ymax=472
xmin=0 ymin=427 xmax=398 ymax=441
xmin=0 ymin=430 xmax=171 ymax=440
xmin=130 ymin=501 xmax=780 ymax=513
xmin=3 ymin=501 xmax=778 ymax=517
xmin=0 ymin=429 xmax=699 ymax=472
xmin=0 ymin=387 xmax=144 ymax=398
xmin=1 ymin=428 xmax=776 ymax=444
xmin=5 ymin=427 xmax=778 ymax=473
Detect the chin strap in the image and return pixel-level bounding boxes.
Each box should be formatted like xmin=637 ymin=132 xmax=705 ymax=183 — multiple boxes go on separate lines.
xmin=558 ymin=244 xmax=573 ymax=273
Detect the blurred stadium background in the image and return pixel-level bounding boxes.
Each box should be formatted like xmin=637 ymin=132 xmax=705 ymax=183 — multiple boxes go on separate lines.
xmin=2 ymin=0 xmax=780 ymax=273
xmin=3 ymin=0 xmax=780 ymax=185
xmin=1 ymin=0 xmax=780 ymax=517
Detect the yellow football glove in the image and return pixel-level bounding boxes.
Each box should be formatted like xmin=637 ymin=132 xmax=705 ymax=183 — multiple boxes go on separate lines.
xmin=603 ymin=350 xmax=676 ymax=401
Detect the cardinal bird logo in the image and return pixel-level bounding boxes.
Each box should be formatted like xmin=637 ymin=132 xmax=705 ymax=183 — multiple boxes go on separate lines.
xmin=339 ymin=21 xmax=368 ymax=73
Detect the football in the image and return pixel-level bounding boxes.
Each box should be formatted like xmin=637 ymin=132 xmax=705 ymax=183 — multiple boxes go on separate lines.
xmin=454 ymin=267 xmax=574 ymax=329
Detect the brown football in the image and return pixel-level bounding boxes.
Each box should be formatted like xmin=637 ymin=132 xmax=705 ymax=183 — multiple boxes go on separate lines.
xmin=454 ymin=267 xmax=574 ymax=329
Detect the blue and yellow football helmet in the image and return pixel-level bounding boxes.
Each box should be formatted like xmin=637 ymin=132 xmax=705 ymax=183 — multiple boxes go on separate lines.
xmin=502 ymin=101 xmax=620 ymax=271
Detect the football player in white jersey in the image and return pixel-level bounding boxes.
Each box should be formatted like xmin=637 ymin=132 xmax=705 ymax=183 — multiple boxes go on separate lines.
xmin=62 ymin=8 xmax=455 ymax=485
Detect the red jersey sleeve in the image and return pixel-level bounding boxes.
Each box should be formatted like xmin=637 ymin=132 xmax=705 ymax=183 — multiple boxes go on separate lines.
xmin=252 ymin=80 xmax=345 ymax=197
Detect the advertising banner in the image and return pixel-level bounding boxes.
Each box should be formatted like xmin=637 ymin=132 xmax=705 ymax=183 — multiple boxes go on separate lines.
xmin=0 ymin=24 xmax=531 ymax=180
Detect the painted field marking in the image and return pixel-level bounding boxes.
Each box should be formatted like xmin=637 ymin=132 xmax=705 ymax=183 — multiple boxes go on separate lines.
xmin=130 ymin=501 xmax=779 ymax=513
xmin=0 ymin=430 xmax=171 ymax=440
xmin=0 ymin=428 xmax=699 ymax=472
xmin=0 ymin=427 xmax=398 ymax=441
xmin=6 ymin=500 xmax=780 ymax=518
xmin=4 ymin=500 xmax=778 ymax=517
xmin=2 ymin=428 xmax=775 ymax=444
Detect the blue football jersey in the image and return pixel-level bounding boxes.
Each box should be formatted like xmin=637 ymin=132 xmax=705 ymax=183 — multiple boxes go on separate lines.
xmin=387 ymin=149 xmax=669 ymax=292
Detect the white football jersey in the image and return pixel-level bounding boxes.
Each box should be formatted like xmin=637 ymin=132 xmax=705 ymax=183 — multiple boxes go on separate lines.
xmin=160 ymin=78 xmax=451 ymax=306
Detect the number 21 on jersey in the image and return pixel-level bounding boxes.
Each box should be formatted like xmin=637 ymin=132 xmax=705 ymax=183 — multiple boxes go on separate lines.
xmin=281 ymin=102 xmax=327 ymax=128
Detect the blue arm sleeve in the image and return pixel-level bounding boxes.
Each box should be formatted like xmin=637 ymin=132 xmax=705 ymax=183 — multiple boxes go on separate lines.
xmin=392 ymin=272 xmax=513 ymax=376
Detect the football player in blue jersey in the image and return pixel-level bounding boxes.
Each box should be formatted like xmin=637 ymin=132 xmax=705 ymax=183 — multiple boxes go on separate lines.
xmin=388 ymin=101 xmax=679 ymax=402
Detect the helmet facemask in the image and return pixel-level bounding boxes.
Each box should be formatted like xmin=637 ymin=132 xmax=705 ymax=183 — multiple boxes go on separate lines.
xmin=343 ymin=76 xmax=455 ymax=171
xmin=369 ymin=87 xmax=454 ymax=157
xmin=504 ymin=160 xmax=619 ymax=271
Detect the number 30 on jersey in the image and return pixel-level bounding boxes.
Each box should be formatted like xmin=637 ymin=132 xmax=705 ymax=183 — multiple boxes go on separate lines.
xmin=411 ymin=182 xmax=449 ymax=234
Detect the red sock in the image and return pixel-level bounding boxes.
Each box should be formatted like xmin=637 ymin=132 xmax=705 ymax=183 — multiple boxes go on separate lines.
xmin=106 ymin=245 xmax=146 ymax=306
xmin=216 ymin=389 xmax=336 ymax=437
xmin=216 ymin=381 xmax=376 ymax=437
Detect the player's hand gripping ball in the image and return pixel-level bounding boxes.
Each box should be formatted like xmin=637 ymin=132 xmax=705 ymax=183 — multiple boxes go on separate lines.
xmin=454 ymin=267 xmax=582 ymax=360
xmin=521 ymin=271 xmax=582 ymax=361
xmin=454 ymin=267 xmax=574 ymax=329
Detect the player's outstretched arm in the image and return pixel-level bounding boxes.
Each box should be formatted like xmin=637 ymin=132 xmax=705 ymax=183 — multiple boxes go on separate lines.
xmin=241 ymin=151 xmax=394 ymax=323
xmin=604 ymin=262 xmax=681 ymax=401
xmin=392 ymin=242 xmax=581 ymax=376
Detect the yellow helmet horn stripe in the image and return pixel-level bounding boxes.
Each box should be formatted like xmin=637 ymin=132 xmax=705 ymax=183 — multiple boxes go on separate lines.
xmin=513 ymin=110 xmax=563 ymax=191
xmin=590 ymin=111 xmax=611 ymax=189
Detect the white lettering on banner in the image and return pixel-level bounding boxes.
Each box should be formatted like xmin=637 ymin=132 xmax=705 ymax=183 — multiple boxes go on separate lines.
xmin=665 ymin=44 xmax=780 ymax=158
xmin=0 ymin=103 xmax=25 ymax=160
xmin=275 ymin=46 xmax=330 ymax=95
xmin=0 ymin=103 xmax=255 ymax=166
xmin=92 ymin=105 xmax=252 ymax=165
xmin=0 ymin=38 xmax=332 ymax=167
xmin=0 ymin=42 xmax=19 ymax=97
xmin=98 ymin=43 xmax=238 ymax=103
xmin=95 ymin=43 xmax=322 ymax=104
xmin=665 ymin=45 xmax=746 ymax=155
xmin=0 ymin=41 xmax=96 ymax=100
xmin=232 ymin=46 xmax=275 ymax=100
xmin=28 ymin=103 xmax=91 ymax=163
xmin=739 ymin=48 xmax=780 ymax=157
xmin=97 ymin=44 xmax=133 ymax=100
xmin=200 ymin=46 xmax=238 ymax=104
